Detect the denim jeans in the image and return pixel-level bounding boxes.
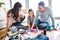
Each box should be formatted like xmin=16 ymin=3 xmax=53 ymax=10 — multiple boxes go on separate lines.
xmin=35 ymin=19 xmax=51 ymax=30
xmin=36 ymin=34 xmax=49 ymax=40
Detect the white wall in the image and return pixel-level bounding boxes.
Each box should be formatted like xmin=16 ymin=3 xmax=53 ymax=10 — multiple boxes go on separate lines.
xmin=12 ymin=0 xmax=26 ymax=9
xmin=52 ymin=0 xmax=60 ymax=17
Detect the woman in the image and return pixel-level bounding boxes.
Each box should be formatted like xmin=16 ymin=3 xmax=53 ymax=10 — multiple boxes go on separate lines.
xmin=7 ymin=2 xmax=25 ymax=30
xmin=27 ymin=9 xmax=35 ymax=29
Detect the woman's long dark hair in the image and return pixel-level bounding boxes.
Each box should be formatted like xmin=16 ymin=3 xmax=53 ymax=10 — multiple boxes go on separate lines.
xmin=12 ymin=2 xmax=22 ymax=20
xmin=7 ymin=2 xmax=22 ymax=21
xmin=7 ymin=9 xmax=13 ymax=17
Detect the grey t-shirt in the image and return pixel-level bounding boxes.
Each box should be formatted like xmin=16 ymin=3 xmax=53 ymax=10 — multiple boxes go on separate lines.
xmin=27 ymin=16 xmax=35 ymax=24
xmin=36 ymin=7 xmax=55 ymax=26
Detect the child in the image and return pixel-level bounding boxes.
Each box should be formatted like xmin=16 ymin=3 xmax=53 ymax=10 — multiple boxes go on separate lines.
xmin=27 ymin=9 xmax=35 ymax=29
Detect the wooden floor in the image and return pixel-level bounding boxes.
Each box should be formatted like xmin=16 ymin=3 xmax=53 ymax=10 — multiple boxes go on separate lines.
xmin=0 ymin=28 xmax=7 ymax=40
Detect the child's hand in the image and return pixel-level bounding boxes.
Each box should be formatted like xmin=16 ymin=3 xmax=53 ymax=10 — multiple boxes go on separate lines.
xmin=31 ymin=26 xmax=33 ymax=29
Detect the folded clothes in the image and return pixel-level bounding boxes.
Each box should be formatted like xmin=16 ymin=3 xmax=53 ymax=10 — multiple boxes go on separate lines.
xmin=9 ymin=26 xmax=18 ymax=33
xmin=25 ymin=38 xmax=38 ymax=40
xmin=25 ymin=34 xmax=49 ymax=40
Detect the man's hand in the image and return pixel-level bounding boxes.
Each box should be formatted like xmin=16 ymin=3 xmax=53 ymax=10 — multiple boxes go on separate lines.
xmin=52 ymin=25 xmax=56 ymax=30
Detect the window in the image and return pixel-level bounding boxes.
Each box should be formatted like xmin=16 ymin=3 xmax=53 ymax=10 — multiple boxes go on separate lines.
xmin=12 ymin=0 xmax=26 ymax=9
xmin=52 ymin=0 xmax=60 ymax=17
xmin=52 ymin=0 xmax=60 ymax=27
xmin=0 ymin=0 xmax=10 ymax=10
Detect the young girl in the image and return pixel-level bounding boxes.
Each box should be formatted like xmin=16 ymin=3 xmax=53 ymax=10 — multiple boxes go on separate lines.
xmin=27 ymin=9 xmax=35 ymax=29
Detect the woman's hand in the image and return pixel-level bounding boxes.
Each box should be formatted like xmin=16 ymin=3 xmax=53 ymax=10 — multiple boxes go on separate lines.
xmin=19 ymin=14 xmax=24 ymax=18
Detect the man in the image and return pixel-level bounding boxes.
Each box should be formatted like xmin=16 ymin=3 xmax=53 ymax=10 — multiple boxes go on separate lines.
xmin=35 ymin=1 xmax=56 ymax=30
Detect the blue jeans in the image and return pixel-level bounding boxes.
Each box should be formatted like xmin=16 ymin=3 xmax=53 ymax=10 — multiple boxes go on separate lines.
xmin=10 ymin=16 xmax=27 ymax=30
xmin=36 ymin=34 xmax=49 ymax=40
xmin=35 ymin=19 xmax=51 ymax=30
xmin=12 ymin=16 xmax=25 ymax=26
